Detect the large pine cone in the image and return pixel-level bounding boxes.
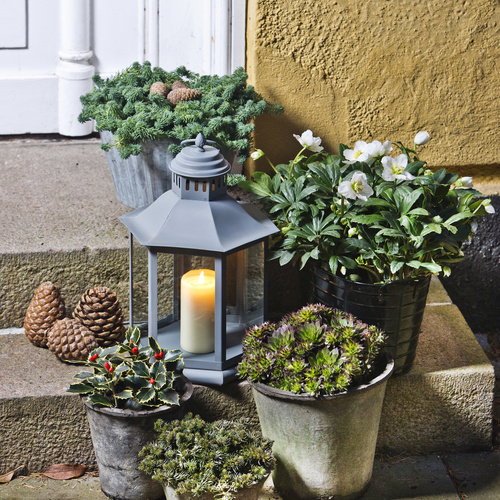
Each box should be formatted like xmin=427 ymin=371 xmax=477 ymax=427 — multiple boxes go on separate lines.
xmin=171 ymin=80 xmax=189 ymax=91
xmin=47 ymin=318 xmax=98 ymax=362
xmin=24 ymin=282 xmax=66 ymax=348
xmin=167 ymin=88 xmax=202 ymax=105
xmin=73 ymin=287 xmax=125 ymax=347
xmin=149 ymin=81 xmax=169 ymax=97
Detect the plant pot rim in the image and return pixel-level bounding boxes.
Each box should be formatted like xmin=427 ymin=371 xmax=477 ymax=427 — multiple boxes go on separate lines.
xmin=83 ymin=376 xmax=193 ymax=417
xmin=313 ymin=265 xmax=432 ymax=288
xmin=250 ymin=355 xmax=394 ymax=402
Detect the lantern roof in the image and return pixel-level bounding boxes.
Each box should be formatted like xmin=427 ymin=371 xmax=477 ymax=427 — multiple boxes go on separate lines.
xmin=120 ymin=192 xmax=278 ymax=253
xmin=119 ymin=133 xmax=278 ymax=253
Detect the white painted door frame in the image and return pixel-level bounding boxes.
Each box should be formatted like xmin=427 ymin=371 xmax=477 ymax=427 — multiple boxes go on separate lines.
xmin=0 ymin=0 xmax=246 ymax=137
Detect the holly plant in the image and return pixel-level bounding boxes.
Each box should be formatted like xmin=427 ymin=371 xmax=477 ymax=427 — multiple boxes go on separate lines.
xmin=67 ymin=327 xmax=184 ymax=410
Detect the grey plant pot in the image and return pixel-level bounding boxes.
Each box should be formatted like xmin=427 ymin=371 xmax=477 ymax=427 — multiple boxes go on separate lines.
xmin=84 ymin=379 xmax=193 ymax=500
xmin=163 ymin=476 xmax=267 ymax=500
xmin=101 ymin=131 xmax=240 ymax=209
xmin=251 ymin=357 xmax=394 ymax=500
xmin=101 ymin=130 xmax=178 ymax=209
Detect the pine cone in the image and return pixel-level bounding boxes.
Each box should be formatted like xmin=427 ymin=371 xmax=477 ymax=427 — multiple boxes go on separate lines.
xmin=149 ymin=82 xmax=169 ymax=97
xmin=47 ymin=318 xmax=98 ymax=362
xmin=73 ymin=287 xmax=125 ymax=347
xmin=167 ymin=88 xmax=202 ymax=106
xmin=171 ymin=80 xmax=189 ymax=91
xmin=24 ymin=282 xmax=66 ymax=348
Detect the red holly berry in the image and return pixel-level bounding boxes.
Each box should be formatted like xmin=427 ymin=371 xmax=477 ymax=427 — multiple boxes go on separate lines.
xmin=105 ymin=361 xmax=113 ymax=373
xmin=154 ymin=351 xmax=164 ymax=359
xmin=132 ymin=347 xmax=139 ymax=355
xmin=89 ymin=353 xmax=98 ymax=362
xmin=149 ymin=378 xmax=155 ymax=384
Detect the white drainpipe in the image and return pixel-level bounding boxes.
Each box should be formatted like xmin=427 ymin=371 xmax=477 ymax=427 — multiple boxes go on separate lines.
xmin=55 ymin=0 xmax=94 ymax=136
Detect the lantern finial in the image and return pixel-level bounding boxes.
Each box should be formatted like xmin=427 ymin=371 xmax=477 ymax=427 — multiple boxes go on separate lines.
xmin=195 ymin=133 xmax=206 ymax=152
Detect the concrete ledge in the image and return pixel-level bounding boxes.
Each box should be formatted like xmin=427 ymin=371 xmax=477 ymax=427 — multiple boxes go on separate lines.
xmin=0 ymin=279 xmax=494 ymax=474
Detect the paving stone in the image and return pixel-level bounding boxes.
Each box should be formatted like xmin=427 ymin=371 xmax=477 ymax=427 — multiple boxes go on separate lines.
xmin=444 ymin=452 xmax=500 ymax=499
xmin=364 ymin=456 xmax=459 ymax=500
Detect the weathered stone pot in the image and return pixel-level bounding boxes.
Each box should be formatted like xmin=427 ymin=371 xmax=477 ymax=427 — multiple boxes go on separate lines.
xmin=163 ymin=476 xmax=268 ymax=500
xmin=311 ymin=265 xmax=431 ymax=376
xmin=251 ymin=357 xmax=394 ymax=500
xmin=84 ymin=379 xmax=193 ymax=500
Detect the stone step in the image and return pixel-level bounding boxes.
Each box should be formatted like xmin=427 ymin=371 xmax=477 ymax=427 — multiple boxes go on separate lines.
xmin=0 ymin=138 xmax=495 ymax=475
xmin=0 ymin=278 xmax=494 ymax=475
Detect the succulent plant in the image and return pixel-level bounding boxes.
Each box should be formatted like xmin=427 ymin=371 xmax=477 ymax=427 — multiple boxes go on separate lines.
xmin=67 ymin=326 xmax=185 ymax=410
xmin=237 ymin=303 xmax=387 ymax=396
xmin=139 ymin=413 xmax=275 ymax=500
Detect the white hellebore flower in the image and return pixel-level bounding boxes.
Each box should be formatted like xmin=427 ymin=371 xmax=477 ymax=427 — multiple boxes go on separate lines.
xmin=293 ymin=130 xmax=324 ymax=153
xmin=414 ymin=131 xmax=430 ymax=146
xmin=484 ymin=201 xmax=495 ymax=214
xmin=251 ymin=149 xmax=265 ymax=160
xmin=456 ymin=176 xmax=473 ymax=188
xmin=381 ymin=154 xmax=415 ymax=181
xmin=368 ymin=140 xmax=393 ymax=158
xmin=338 ymin=171 xmax=374 ymax=201
xmin=343 ymin=141 xmax=371 ymax=164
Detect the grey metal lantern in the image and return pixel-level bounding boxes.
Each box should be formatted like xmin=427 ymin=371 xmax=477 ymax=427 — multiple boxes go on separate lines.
xmin=120 ymin=133 xmax=278 ymax=385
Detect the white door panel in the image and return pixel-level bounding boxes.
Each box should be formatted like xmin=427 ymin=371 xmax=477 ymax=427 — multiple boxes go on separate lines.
xmin=0 ymin=0 xmax=245 ymax=136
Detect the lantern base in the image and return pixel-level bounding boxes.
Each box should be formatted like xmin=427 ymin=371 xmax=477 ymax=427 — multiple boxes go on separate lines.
xmin=152 ymin=318 xmax=245 ymax=382
xmin=183 ymin=367 xmax=239 ymax=385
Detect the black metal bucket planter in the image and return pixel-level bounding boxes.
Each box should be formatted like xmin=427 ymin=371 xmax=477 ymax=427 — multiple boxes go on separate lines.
xmin=251 ymin=356 xmax=394 ymax=500
xmin=84 ymin=380 xmax=193 ymax=500
xmin=311 ymin=266 xmax=431 ymax=376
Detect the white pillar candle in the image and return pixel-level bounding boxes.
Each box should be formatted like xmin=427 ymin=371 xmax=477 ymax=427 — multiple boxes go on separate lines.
xmin=180 ymin=269 xmax=216 ymax=353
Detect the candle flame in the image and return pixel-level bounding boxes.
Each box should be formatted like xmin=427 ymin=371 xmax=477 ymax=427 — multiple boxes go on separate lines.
xmin=198 ymin=271 xmax=205 ymax=285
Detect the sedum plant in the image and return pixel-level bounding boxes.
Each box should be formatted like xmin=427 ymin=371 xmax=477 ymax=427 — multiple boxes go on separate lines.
xmin=237 ymin=303 xmax=386 ymax=396
xmin=67 ymin=326 xmax=185 ymax=410
xmin=242 ymin=130 xmax=495 ymax=284
xmin=78 ymin=61 xmax=283 ymax=161
xmin=139 ymin=413 xmax=275 ymax=500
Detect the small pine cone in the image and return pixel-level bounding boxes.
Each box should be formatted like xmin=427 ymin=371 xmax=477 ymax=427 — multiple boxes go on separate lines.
xmin=24 ymin=282 xmax=66 ymax=348
xmin=47 ymin=318 xmax=98 ymax=362
xmin=171 ymin=80 xmax=189 ymax=91
xmin=167 ymin=88 xmax=202 ymax=106
xmin=149 ymin=81 xmax=169 ymax=97
xmin=73 ymin=287 xmax=125 ymax=347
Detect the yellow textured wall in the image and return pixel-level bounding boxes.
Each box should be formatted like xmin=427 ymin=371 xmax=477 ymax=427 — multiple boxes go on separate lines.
xmin=246 ymin=0 xmax=500 ymax=190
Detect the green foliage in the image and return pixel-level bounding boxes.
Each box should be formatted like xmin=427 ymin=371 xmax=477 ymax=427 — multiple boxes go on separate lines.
xmin=67 ymin=327 xmax=185 ymax=410
xmin=241 ymin=134 xmax=494 ymax=283
xmin=139 ymin=413 xmax=275 ymax=500
xmin=237 ymin=304 xmax=386 ymax=396
xmin=79 ymin=61 xmax=283 ymax=161
xmin=227 ymin=173 xmax=247 ymax=187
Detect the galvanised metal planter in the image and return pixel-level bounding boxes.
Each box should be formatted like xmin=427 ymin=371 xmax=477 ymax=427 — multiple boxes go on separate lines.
xmin=84 ymin=380 xmax=193 ymax=500
xmin=101 ymin=130 xmax=179 ymax=209
xmin=251 ymin=357 xmax=394 ymax=500
xmin=311 ymin=266 xmax=431 ymax=376
xmin=101 ymin=131 xmax=239 ymax=209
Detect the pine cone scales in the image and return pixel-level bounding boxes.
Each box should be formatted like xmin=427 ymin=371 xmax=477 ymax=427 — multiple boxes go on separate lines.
xmin=149 ymin=81 xmax=169 ymax=97
xmin=47 ymin=318 xmax=98 ymax=362
xmin=167 ymin=88 xmax=202 ymax=105
xmin=73 ymin=287 xmax=125 ymax=346
xmin=24 ymin=282 xmax=66 ymax=348
xmin=171 ymin=80 xmax=189 ymax=90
